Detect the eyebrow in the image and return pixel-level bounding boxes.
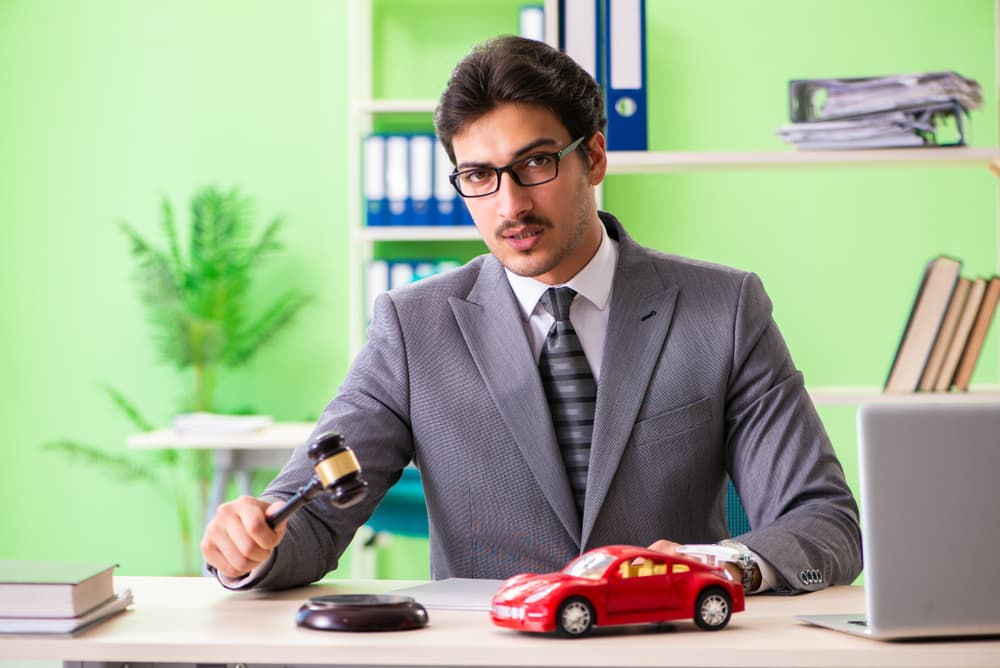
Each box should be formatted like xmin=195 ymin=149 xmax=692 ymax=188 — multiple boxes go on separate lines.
xmin=456 ymin=137 xmax=562 ymax=170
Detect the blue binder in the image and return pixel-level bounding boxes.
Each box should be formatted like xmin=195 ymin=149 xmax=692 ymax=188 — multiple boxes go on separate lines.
xmin=603 ymin=0 xmax=647 ymax=150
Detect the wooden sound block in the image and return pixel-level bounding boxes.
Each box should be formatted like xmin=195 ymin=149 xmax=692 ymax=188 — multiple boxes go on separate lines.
xmin=295 ymin=594 xmax=429 ymax=632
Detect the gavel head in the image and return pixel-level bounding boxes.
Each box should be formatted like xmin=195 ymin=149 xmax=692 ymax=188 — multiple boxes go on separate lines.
xmin=307 ymin=431 xmax=368 ymax=509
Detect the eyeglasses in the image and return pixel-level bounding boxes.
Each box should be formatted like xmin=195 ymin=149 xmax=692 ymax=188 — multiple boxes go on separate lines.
xmin=449 ymin=136 xmax=586 ymax=198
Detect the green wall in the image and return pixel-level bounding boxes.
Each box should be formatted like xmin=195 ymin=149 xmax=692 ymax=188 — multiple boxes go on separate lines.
xmin=0 ymin=0 xmax=354 ymax=575
xmin=0 ymin=1 xmax=994 ymax=578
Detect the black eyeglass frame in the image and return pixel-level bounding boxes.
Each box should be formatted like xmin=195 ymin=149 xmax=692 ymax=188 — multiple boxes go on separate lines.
xmin=448 ymin=135 xmax=587 ymax=198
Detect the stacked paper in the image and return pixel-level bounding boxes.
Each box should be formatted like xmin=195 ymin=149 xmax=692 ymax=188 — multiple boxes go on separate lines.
xmin=777 ymin=71 xmax=982 ymax=150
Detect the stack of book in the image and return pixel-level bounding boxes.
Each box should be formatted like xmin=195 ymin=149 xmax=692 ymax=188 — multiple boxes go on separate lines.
xmin=777 ymin=71 xmax=982 ymax=149
xmin=0 ymin=560 xmax=132 ymax=635
xmin=885 ymin=255 xmax=1000 ymax=393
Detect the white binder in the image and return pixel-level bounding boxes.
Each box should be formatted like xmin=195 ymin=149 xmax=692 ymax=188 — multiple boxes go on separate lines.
xmin=363 ymin=135 xmax=387 ymax=226
xmin=560 ymin=0 xmax=600 ymax=82
xmin=433 ymin=139 xmax=457 ymax=225
xmin=385 ymin=135 xmax=410 ymax=225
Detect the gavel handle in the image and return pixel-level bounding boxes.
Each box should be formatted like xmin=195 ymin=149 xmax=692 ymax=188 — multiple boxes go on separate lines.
xmin=266 ymin=476 xmax=323 ymax=529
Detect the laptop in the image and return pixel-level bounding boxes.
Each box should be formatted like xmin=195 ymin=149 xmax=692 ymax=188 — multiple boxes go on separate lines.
xmin=797 ymin=402 xmax=1000 ymax=640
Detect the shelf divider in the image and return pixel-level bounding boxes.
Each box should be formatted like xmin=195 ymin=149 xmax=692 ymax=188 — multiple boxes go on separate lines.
xmin=808 ymin=385 xmax=1000 ymax=406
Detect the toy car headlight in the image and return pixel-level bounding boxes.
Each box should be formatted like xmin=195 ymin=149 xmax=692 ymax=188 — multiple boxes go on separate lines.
xmin=524 ymin=583 xmax=560 ymax=604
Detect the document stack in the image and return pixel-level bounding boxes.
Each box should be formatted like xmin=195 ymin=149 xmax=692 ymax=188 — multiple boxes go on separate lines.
xmin=0 ymin=560 xmax=132 ymax=635
xmin=777 ymin=71 xmax=983 ymax=149
xmin=884 ymin=255 xmax=1000 ymax=394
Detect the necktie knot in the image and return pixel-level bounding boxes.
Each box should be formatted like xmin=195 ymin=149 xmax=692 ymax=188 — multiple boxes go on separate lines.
xmin=540 ymin=287 xmax=577 ymax=322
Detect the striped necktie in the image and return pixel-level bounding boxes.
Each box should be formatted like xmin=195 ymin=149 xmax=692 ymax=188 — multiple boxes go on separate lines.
xmin=538 ymin=287 xmax=596 ymax=514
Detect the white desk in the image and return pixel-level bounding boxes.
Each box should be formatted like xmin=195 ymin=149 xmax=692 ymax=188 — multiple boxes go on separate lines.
xmin=128 ymin=422 xmax=313 ymax=529
xmin=1 ymin=577 xmax=998 ymax=668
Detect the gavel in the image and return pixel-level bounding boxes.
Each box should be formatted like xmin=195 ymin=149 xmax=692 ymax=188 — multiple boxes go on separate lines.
xmin=266 ymin=431 xmax=368 ymax=528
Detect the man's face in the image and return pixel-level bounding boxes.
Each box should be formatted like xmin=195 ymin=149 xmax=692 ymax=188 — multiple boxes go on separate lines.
xmin=451 ymin=103 xmax=607 ymax=285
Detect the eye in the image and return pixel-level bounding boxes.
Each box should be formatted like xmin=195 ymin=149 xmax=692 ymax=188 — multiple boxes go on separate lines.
xmin=522 ymin=154 xmax=553 ymax=169
xmin=460 ymin=169 xmax=494 ymax=185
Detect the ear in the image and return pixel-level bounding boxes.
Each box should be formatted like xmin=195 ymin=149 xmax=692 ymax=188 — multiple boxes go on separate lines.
xmin=585 ymin=132 xmax=608 ymax=186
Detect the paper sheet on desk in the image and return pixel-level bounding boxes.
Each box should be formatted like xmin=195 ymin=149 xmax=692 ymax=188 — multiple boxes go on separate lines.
xmin=387 ymin=578 xmax=503 ymax=611
xmin=172 ymin=413 xmax=274 ymax=436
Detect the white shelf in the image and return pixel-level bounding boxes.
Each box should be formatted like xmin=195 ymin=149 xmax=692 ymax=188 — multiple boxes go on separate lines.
xmin=350 ymin=105 xmax=1000 ymax=172
xmin=356 ymin=225 xmax=483 ymax=242
xmin=808 ymin=385 xmax=1000 ymax=406
xmin=606 ymin=147 xmax=1000 ymax=174
xmin=349 ymin=0 xmax=1000 ymax=397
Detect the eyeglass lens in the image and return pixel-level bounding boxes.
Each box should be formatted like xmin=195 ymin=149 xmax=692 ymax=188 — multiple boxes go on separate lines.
xmin=455 ymin=153 xmax=559 ymax=197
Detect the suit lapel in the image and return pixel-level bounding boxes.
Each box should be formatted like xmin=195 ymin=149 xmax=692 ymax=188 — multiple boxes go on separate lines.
xmin=582 ymin=221 xmax=679 ymax=547
xmin=449 ymin=257 xmax=581 ymax=545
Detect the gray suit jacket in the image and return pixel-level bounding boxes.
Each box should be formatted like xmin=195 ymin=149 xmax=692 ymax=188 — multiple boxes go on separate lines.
xmin=256 ymin=213 xmax=861 ymax=593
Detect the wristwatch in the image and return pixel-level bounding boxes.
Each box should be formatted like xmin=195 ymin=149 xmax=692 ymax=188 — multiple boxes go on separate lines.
xmin=719 ymin=540 xmax=759 ymax=592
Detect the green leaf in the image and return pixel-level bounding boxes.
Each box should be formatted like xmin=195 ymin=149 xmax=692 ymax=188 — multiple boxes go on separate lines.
xmin=42 ymin=440 xmax=165 ymax=491
xmin=226 ymin=291 xmax=311 ymax=366
xmin=100 ymin=384 xmax=156 ymax=432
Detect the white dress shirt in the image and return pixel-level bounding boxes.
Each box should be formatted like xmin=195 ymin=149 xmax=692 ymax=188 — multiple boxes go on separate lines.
xmin=505 ymin=223 xmax=618 ymax=380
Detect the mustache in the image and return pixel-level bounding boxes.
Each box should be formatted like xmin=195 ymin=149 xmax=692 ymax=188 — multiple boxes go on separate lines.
xmin=497 ymin=214 xmax=553 ymax=236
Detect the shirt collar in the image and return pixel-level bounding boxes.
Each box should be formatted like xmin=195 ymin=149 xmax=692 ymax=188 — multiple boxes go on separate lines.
xmin=506 ymin=221 xmax=617 ymax=319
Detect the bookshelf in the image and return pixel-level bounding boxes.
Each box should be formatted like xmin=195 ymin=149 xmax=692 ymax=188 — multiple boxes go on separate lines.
xmin=347 ymin=0 xmax=1000 ymax=405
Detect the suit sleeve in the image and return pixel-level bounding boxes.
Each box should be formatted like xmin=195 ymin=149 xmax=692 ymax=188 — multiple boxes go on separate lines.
xmin=240 ymin=292 xmax=416 ymax=590
xmin=724 ymin=273 xmax=862 ymax=593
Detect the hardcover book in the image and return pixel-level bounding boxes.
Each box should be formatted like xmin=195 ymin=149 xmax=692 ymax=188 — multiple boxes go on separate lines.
xmin=952 ymin=275 xmax=1000 ymax=391
xmin=0 ymin=560 xmax=117 ymax=618
xmin=885 ymin=256 xmax=962 ymax=393
xmin=933 ymin=277 xmax=987 ymax=392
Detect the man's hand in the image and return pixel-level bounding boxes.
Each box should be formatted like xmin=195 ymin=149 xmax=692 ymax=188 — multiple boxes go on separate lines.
xmin=648 ymin=539 xmax=743 ymax=585
xmin=647 ymin=539 xmax=683 ymax=556
xmin=200 ymin=496 xmax=287 ymax=578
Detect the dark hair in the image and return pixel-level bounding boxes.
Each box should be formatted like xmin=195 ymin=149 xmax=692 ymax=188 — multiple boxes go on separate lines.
xmin=434 ymin=35 xmax=607 ymax=165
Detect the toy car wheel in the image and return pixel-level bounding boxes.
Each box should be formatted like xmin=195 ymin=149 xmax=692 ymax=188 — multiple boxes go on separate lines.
xmin=694 ymin=587 xmax=732 ymax=631
xmin=556 ymin=596 xmax=595 ymax=637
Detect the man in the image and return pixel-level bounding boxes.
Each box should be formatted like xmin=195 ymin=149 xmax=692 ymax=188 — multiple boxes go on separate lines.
xmin=201 ymin=36 xmax=861 ymax=594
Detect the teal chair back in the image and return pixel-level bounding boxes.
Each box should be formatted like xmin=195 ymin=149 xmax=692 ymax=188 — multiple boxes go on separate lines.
xmin=367 ymin=466 xmax=429 ymax=537
xmin=726 ymin=480 xmax=751 ymax=536
xmin=369 ymin=471 xmax=752 ymax=542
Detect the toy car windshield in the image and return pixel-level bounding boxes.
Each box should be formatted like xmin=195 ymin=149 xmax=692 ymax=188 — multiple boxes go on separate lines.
xmin=561 ymin=551 xmax=615 ymax=579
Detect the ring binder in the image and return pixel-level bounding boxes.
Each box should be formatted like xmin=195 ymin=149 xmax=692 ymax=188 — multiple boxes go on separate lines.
xmin=603 ymin=0 xmax=647 ymax=150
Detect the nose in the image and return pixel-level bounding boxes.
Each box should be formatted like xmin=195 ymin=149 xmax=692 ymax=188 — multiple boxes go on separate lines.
xmin=494 ymin=170 xmax=533 ymax=222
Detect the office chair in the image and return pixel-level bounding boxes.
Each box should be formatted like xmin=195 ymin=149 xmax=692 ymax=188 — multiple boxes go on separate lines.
xmin=367 ymin=466 xmax=429 ymax=536
xmin=352 ymin=467 xmax=429 ymax=578
xmin=726 ymin=480 xmax=752 ymax=536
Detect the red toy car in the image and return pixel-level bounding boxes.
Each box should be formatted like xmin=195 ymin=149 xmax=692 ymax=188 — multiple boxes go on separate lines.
xmin=490 ymin=545 xmax=745 ymax=637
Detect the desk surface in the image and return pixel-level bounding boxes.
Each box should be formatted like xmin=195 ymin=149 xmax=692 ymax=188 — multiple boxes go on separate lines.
xmin=2 ymin=577 xmax=998 ymax=668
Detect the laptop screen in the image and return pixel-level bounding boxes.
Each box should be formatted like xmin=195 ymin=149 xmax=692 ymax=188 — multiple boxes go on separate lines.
xmin=857 ymin=402 xmax=1000 ymax=637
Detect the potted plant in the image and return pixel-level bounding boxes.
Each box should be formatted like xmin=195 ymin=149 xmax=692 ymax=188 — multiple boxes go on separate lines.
xmin=46 ymin=185 xmax=311 ymax=574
